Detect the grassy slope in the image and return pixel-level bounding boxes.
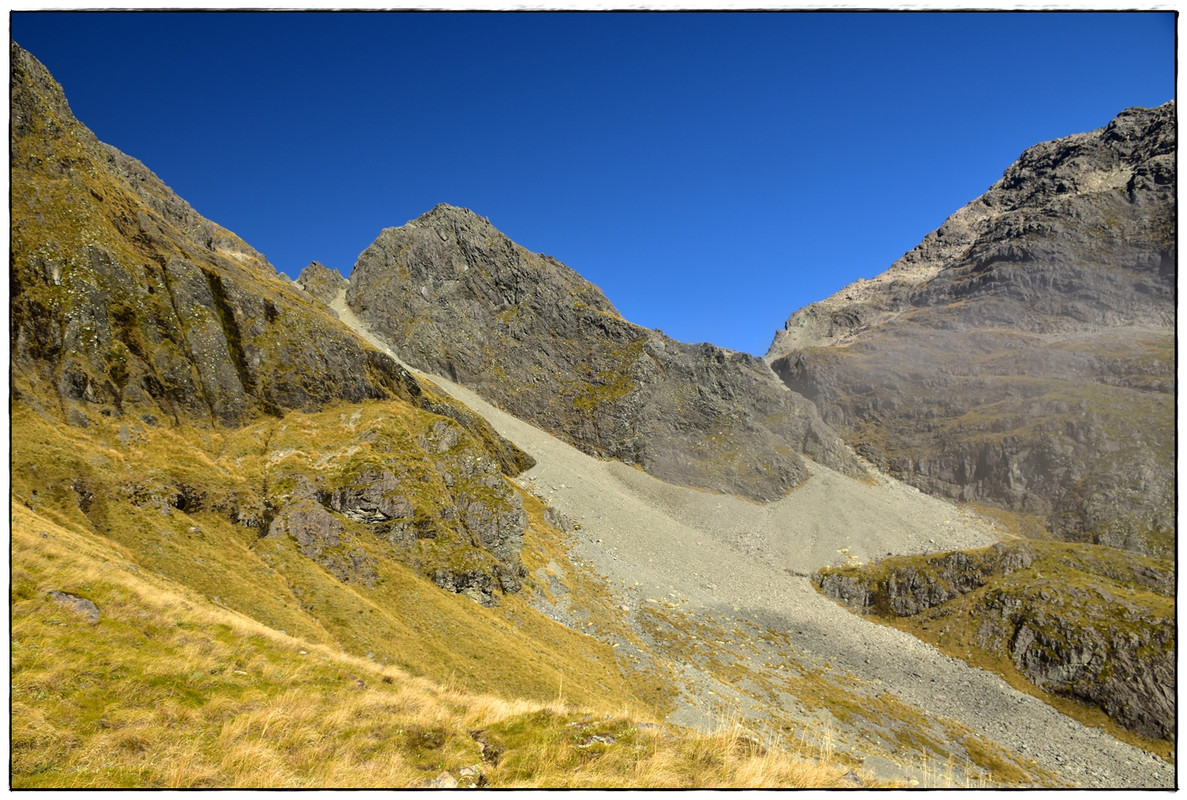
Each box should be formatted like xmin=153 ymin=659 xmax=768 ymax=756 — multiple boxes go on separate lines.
xmin=11 ymin=400 xmax=648 ymax=711
xmin=13 ymin=476 xmax=868 ymax=788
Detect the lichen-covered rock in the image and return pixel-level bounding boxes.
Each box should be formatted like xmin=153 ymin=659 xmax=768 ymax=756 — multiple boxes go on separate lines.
xmin=47 ymin=590 xmax=101 ymax=624
xmin=10 ymin=43 xmax=540 ymax=610
xmin=267 ymin=497 xmax=378 ymax=586
xmin=347 ymin=204 xmax=863 ymax=502
xmin=330 ymin=470 xmax=415 ymax=524
xmin=251 ymin=405 xmax=531 ymax=603
xmin=979 ymin=585 xmax=1175 ymax=741
xmin=10 ymin=43 xmax=430 ymax=428
xmin=769 ymin=103 xmax=1175 ymax=555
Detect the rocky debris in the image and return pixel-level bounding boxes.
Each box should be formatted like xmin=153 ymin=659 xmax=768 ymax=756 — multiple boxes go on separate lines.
xmin=767 ymin=103 xmax=1175 ymax=553
xmin=469 ymin=729 xmax=505 ymax=766
xmin=346 ymin=203 xmax=864 ymax=503
xmin=422 ymin=770 xmax=458 ymax=789
xmin=839 ymin=770 xmax=866 ymax=787
xmin=295 ymin=260 xmax=348 ymax=306
xmin=47 ymin=590 xmax=101 ymax=624
xmin=266 ymin=497 xmax=378 ymax=586
xmin=816 ymin=540 xmax=1175 ymax=742
xmin=576 ymin=733 xmax=618 ymax=748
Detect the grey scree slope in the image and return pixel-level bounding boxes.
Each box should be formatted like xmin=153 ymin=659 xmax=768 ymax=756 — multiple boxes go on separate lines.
xmin=330 ymin=290 xmax=1172 ymax=789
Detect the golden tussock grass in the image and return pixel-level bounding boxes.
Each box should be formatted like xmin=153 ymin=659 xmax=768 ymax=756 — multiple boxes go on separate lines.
xmin=12 ymin=502 xmax=862 ymax=789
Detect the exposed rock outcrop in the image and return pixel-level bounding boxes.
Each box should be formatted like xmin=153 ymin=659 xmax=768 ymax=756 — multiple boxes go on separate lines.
xmin=346 ymin=204 xmax=864 ymax=502
xmin=296 ymin=261 xmax=348 ymax=306
xmin=816 ymin=540 xmax=1175 ymax=742
xmin=768 ymin=103 xmax=1175 ymax=554
xmin=10 ymin=42 xmax=425 ymax=427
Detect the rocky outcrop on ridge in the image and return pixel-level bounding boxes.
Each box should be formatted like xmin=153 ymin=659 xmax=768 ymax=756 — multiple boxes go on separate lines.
xmin=296 ymin=260 xmax=349 ymax=306
xmin=768 ymin=103 xmax=1175 ymax=555
xmin=346 ymin=204 xmax=864 ymax=502
xmin=816 ymin=540 xmax=1176 ymax=742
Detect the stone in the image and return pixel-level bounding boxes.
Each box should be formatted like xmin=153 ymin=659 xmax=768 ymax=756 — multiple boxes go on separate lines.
xmin=424 ymin=771 xmax=457 ymax=789
xmin=295 ymin=260 xmax=348 ymax=306
xmin=267 ymin=498 xmax=377 ymax=587
xmin=47 ymin=590 xmax=100 ymax=624
xmin=817 ymin=540 xmax=1175 ymax=741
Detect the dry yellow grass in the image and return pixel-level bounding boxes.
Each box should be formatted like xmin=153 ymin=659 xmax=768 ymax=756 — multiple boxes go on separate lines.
xmin=12 ymin=502 xmax=867 ymax=789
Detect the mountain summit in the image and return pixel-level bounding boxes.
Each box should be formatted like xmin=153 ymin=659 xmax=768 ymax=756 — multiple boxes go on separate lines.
xmin=767 ymin=102 xmax=1175 ymax=554
xmin=345 ymin=203 xmax=865 ymax=502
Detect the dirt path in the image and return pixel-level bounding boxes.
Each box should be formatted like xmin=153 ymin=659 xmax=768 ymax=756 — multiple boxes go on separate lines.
xmin=330 ymin=290 xmax=1173 ymax=788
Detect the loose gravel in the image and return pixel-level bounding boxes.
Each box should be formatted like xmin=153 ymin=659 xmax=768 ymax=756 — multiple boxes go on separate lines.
xmin=334 ymin=296 xmax=1174 ymax=788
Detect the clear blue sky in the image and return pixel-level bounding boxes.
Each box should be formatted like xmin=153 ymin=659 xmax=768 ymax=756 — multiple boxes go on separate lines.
xmin=12 ymin=11 xmax=1176 ymax=355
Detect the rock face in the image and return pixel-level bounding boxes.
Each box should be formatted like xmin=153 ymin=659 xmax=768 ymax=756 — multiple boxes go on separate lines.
xmin=9 ymin=43 xmax=533 ymax=605
xmin=346 ymin=204 xmax=864 ymax=502
xmin=816 ymin=540 xmax=1176 ymax=742
xmin=768 ymin=103 xmax=1175 ymax=555
xmin=10 ymin=42 xmax=428 ymax=428
xmin=296 ymin=261 xmax=348 ymax=306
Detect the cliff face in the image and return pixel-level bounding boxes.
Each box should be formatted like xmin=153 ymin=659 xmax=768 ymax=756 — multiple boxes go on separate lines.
xmin=346 ymin=204 xmax=864 ymax=503
xmin=768 ymin=103 xmax=1175 ymax=555
xmin=10 ymin=43 xmax=534 ymax=606
xmin=816 ymin=541 xmax=1175 ymax=743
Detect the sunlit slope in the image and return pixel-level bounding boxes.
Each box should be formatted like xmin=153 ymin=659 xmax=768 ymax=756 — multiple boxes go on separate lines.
xmin=12 ymin=503 xmax=867 ymax=789
xmin=817 ymin=539 xmax=1175 ymax=756
xmin=768 ymin=103 xmax=1175 ymax=555
xmin=10 ymin=401 xmax=649 ymax=710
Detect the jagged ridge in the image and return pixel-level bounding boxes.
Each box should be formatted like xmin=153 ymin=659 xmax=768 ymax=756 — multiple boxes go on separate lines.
xmin=9 ymin=41 xmax=536 ymax=605
xmin=345 ymin=203 xmax=865 ymax=503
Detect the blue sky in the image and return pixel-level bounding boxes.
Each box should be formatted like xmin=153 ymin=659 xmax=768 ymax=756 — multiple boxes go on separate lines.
xmin=12 ymin=11 xmax=1176 ymax=356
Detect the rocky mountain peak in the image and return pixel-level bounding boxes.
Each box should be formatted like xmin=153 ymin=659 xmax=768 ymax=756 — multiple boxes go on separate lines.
xmin=296 ymin=260 xmax=348 ymax=305
xmin=345 ymin=208 xmax=864 ymax=502
xmin=765 ymin=102 xmax=1175 ymax=553
xmin=766 ymin=101 xmax=1175 ymax=359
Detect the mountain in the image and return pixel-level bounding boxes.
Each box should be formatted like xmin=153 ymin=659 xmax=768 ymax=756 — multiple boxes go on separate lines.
xmin=816 ymin=540 xmax=1175 ymax=742
xmin=10 ymin=40 xmax=539 ymax=607
xmin=9 ymin=41 xmax=1175 ymax=789
xmin=766 ymin=103 xmax=1175 ymax=556
xmin=343 ymin=204 xmax=865 ymax=502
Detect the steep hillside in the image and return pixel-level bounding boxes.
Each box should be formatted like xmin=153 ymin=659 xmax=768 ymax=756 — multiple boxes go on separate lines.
xmin=767 ymin=103 xmax=1175 ymax=555
xmin=9 ymin=40 xmax=1176 ymax=790
xmin=344 ymin=204 xmax=864 ymax=502
xmin=817 ymin=540 xmax=1175 ymax=749
xmin=10 ymin=41 xmax=542 ymax=607
xmin=12 ymin=503 xmax=869 ymax=789
xmin=7 ymin=42 xmax=884 ymax=789
xmin=13 ymin=43 xmax=410 ymax=428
